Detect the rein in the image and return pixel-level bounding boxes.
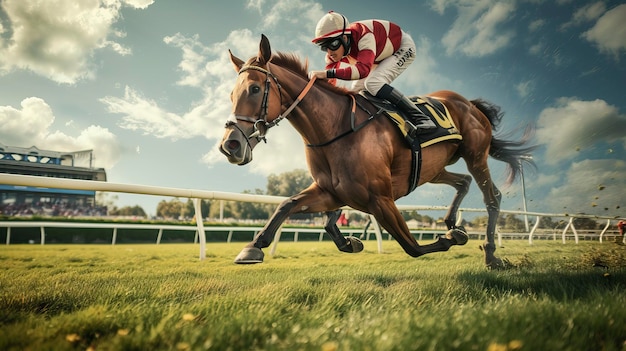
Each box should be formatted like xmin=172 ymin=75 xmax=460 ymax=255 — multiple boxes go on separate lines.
xmin=306 ymin=95 xmax=377 ymax=148
xmin=229 ymin=63 xmax=378 ymax=147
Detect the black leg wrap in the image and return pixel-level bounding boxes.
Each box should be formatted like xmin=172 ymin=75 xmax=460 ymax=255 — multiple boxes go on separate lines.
xmin=253 ymin=198 xmax=297 ymax=248
xmin=324 ymin=210 xmax=351 ymax=252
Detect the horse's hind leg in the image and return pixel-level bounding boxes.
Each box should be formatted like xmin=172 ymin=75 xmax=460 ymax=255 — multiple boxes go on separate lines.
xmin=369 ymin=197 xmax=467 ymax=257
xmin=430 ymin=170 xmax=473 ymax=230
xmin=324 ymin=209 xmax=364 ymax=253
xmin=481 ymin=184 xmax=503 ymax=269
xmin=466 ymin=161 xmax=504 ymax=269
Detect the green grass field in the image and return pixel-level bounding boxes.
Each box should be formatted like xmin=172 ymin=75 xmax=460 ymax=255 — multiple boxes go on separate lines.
xmin=1 ymin=240 xmax=625 ymax=351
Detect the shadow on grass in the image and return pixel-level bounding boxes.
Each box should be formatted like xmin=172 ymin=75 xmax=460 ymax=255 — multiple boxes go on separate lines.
xmin=457 ymin=267 xmax=626 ymax=301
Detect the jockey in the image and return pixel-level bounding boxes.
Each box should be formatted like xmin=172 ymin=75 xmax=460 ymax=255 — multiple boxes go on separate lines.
xmin=309 ymin=11 xmax=436 ymax=134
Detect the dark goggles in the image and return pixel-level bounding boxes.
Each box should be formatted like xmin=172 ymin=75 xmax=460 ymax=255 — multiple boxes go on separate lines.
xmin=319 ymin=37 xmax=343 ymax=51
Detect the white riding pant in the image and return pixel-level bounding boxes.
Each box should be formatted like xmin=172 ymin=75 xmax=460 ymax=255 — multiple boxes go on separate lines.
xmin=350 ymin=31 xmax=416 ymax=95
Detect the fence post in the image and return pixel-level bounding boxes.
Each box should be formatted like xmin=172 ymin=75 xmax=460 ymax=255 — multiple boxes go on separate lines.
xmin=562 ymin=217 xmax=579 ymax=244
xmin=570 ymin=219 xmax=579 ymax=244
xmin=112 ymin=227 xmax=117 ymax=245
xmin=6 ymin=227 xmax=10 ymax=245
xmin=40 ymin=226 xmax=45 ymax=245
xmin=562 ymin=219 xmax=570 ymax=243
xmin=219 ymin=200 xmax=224 ymax=222
xmin=193 ymin=198 xmax=206 ymax=260
xmin=528 ymin=216 xmax=541 ymax=245
xmin=370 ymin=214 xmax=383 ymax=253
xmin=270 ymin=228 xmax=283 ymax=256
xmin=599 ymin=219 xmax=610 ymax=243
xmin=156 ymin=229 xmax=163 ymax=244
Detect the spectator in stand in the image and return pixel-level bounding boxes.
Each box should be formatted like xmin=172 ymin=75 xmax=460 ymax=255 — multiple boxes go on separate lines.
xmin=617 ymin=220 xmax=625 ymax=244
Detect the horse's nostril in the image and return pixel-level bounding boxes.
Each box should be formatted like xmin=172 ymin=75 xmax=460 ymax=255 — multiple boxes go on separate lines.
xmin=226 ymin=140 xmax=240 ymax=151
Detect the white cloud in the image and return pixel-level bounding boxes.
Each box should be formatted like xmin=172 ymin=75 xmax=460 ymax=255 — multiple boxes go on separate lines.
xmin=437 ymin=0 xmax=516 ymax=57
xmin=45 ymin=125 xmax=122 ymax=169
xmin=0 ymin=98 xmax=122 ymax=168
xmin=0 ymin=0 xmax=152 ymax=84
xmin=245 ymin=0 xmax=265 ymax=12
xmin=123 ymin=0 xmax=154 ymax=9
xmin=528 ymin=19 xmax=545 ymax=32
xmin=101 ymin=30 xmax=259 ymax=142
xmin=582 ymin=4 xmax=626 ymax=58
xmin=561 ymin=1 xmax=606 ymax=30
xmin=163 ymin=29 xmax=258 ymax=90
xmin=0 ymin=98 xmax=54 ymax=144
xmin=259 ymin=0 xmax=324 ymax=30
xmin=515 ymin=80 xmax=535 ymax=98
xmin=101 ymin=85 xmax=224 ymax=141
xmin=536 ymin=97 xmax=626 ymax=164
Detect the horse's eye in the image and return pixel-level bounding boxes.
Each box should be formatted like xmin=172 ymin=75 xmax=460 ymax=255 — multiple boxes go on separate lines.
xmin=250 ymin=85 xmax=261 ymax=95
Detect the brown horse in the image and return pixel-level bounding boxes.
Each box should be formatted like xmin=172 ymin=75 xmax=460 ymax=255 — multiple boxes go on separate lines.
xmin=219 ymin=35 xmax=535 ymax=269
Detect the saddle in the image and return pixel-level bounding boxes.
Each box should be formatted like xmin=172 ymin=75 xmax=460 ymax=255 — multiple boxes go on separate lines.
xmin=359 ymin=91 xmax=462 ymax=148
xmin=359 ymin=92 xmax=463 ymax=195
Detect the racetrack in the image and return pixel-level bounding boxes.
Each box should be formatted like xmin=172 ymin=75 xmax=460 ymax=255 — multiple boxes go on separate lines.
xmin=1 ymin=240 xmax=625 ymax=350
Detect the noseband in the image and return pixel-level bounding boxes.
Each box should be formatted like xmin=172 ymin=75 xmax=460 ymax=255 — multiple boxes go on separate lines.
xmin=226 ymin=64 xmax=316 ymax=144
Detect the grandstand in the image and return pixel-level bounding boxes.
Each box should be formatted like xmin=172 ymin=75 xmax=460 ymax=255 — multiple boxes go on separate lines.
xmin=0 ymin=143 xmax=107 ymax=216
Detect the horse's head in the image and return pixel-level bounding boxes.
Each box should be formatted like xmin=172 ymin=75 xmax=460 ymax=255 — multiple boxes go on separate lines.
xmin=219 ymin=34 xmax=284 ymax=165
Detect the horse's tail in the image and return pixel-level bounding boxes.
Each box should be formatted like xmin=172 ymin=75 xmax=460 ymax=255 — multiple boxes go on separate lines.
xmin=471 ymin=98 xmax=537 ymax=186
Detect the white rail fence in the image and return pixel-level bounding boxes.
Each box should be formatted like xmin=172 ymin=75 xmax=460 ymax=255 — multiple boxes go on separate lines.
xmin=1 ymin=173 xmax=624 ymax=260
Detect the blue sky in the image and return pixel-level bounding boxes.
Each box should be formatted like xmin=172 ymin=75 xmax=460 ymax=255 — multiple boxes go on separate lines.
xmin=1 ymin=0 xmax=625 ymax=220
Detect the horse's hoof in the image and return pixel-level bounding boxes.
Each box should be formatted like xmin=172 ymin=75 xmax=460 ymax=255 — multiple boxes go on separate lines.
xmin=234 ymin=247 xmax=264 ymax=264
xmin=347 ymin=237 xmax=364 ymax=253
xmin=486 ymin=257 xmax=509 ymax=270
xmin=339 ymin=237 xmax=364 ymax=253
xmin=446 ymin=227 xmax=469 ymax=246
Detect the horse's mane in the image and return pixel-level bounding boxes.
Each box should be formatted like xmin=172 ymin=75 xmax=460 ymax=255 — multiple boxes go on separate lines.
xmin=269 ymin=52 xmax=351 ymax=96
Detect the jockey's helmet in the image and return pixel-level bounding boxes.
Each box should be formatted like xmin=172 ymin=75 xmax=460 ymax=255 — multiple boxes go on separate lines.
xmin=312 ymin=11 xmax=351 ymax=44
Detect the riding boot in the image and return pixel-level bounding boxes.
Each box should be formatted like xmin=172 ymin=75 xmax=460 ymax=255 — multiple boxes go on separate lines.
xmin=376 ymin=84 xmax=437 ymax=134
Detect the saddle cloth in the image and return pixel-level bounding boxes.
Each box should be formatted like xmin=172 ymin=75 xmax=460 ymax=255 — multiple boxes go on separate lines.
xmin=384 ymin=96 xmax=462 ymax=148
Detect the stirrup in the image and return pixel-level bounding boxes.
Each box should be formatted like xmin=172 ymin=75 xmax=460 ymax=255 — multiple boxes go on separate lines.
xmin=414 ymin=118 xmax=436 ymax=131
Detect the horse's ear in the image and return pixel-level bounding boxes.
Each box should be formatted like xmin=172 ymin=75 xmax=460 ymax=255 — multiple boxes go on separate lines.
xmin=258 ymin=34 xmax=271 ymax=64
xmin=229 ymin=49 xmax=244 ymax=72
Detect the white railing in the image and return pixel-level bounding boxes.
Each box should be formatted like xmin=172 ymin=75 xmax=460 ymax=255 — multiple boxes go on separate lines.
xmin=1 ymin=173 xmax=624 ymax=259
xmin=0 ymin=221 xmax=451 ymax=245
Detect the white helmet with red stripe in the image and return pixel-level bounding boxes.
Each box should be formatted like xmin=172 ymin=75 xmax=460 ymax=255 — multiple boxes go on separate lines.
xmin=312 ymin=11 xmax=351 ymax=44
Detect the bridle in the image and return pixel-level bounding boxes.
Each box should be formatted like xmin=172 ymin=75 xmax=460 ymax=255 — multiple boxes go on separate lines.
xmin=225 ymin=62 xmax=376 ymax=148
xmin=226 ymin=63 xmax=316 ymax=144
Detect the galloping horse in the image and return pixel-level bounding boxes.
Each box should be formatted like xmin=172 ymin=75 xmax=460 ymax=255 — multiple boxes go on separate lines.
xmin=219 ymin=35 xmax=535 ymax=269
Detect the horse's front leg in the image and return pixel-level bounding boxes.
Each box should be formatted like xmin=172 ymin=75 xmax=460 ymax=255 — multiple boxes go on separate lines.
xmin=234 ymin=184 xmax=344 ymax=264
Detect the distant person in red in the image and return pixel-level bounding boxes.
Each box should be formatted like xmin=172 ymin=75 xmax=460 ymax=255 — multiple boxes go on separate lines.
xmin=617 ymin=220 xmax=625 ymax=244
xmin=338 ymin=212 xmax=348 ymax=226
